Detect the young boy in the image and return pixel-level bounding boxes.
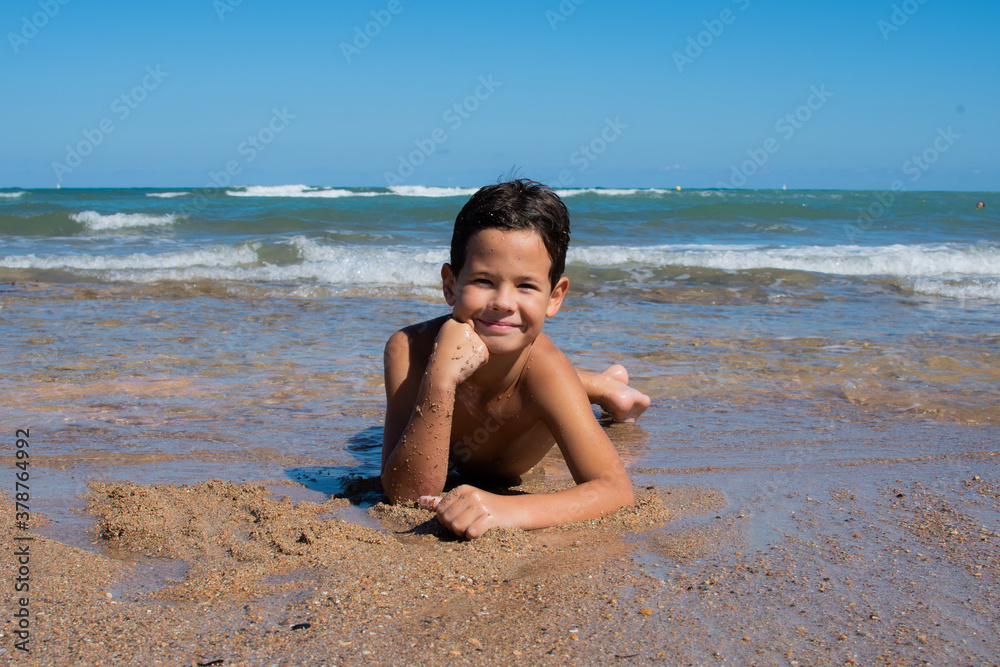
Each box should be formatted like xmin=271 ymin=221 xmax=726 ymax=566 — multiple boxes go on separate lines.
xmin=381 ymin=179 xmax=649 ymax=539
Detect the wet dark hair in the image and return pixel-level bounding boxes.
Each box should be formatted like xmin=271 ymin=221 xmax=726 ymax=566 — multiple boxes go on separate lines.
xmin=450 ymin=179 xmax=570 ymax=288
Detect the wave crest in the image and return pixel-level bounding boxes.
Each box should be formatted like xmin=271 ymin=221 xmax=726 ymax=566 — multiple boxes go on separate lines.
xmin=555 ymin=188 xmax=670 ymax=197
xmin=568 ymin=243 xmax=1000 ymax=278
xmin=146 ymin=192 xmax=191 ymax=198
xmin=226 ymin=185 xmax=382 ymax=198
xmin=387 ymin=185 xmax=478 ymax=198
xmin=71 ymin=211 xmax=180 ymax=231
xmin=902 ymin=277 xmax=1000 ymax=301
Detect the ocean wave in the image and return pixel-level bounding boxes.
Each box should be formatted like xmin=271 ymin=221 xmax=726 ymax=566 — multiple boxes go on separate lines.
xmin=71 ymin=210 xmax=179 ymax=231
xmin=0 ymin=238 xmax=445 ymax=287
xmin=0 ymin=191 xmax=25 ymax=199
xmin=740 ymin=222 xmax=809 ymax=234
xmin=146 ymin=191 xmax=191 ymax=198
xmin=108 ymin=246 xmax=443 ymax=286
xmin=1 ymin=244 xmax=259 ymax=272
xmin=902 ymin=277 xmax=1000 ymax=301
xmin=568 ymin=243 xmax=1000 ymax=278
xmin=220 ymin=184 xmax=678 ymax=199
xmin=226 ymin=185 xmax=383 ymax=198
xmin=555 ymin=188 xmax=670 ymax=197
xmin=387 ymin=185 xmax=479 ymax=198
xmin=6 ymin=238 xmax=995 ymax=294
xmin=288 ymin=236 xmax=445 ymax=284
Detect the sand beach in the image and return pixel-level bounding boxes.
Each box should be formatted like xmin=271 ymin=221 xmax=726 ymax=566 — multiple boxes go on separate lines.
xmin=2 ymin=188 xmax=998 ymax=664
xmin=4 ymin=413 xmax=1000 ymax=665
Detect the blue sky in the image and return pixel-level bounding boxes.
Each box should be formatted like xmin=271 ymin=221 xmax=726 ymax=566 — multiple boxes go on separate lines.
xmin=1 ymin=0 xmax=997 ymax=190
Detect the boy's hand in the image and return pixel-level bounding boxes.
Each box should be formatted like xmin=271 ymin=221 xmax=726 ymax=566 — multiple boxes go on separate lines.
xmin=420 ymin=485 xmax=518 ymax=539
xmin=429 ymin=319 xmax=489 ymax=385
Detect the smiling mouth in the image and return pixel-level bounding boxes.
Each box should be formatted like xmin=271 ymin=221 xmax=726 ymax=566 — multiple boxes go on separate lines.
xmin=477 ymin=319 xmax=520 ymax=331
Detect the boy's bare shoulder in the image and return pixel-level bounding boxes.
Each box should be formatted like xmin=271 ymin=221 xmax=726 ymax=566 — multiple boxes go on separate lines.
xmin=522 ymin=333 xmax=580 ymax=394
xmin=384 ymin=315 xmax=448 ymax=362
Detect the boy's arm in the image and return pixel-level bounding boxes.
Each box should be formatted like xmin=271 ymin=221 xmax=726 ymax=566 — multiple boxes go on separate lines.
xmin=432 ymin=342 xmax=634 ymax=538
xmin=381 ymin=318 xmax=488 ymax=503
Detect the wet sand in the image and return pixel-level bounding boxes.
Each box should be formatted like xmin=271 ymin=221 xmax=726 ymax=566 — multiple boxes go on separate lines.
xmin=2 ymin=285 xmax=999 ymax=664
xmin=3 ymin=437 xmax=999 ymax=666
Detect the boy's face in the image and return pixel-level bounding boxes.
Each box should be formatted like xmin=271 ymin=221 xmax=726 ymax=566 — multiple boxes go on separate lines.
xmin=442 ymin=228 xmax=569 ymax=357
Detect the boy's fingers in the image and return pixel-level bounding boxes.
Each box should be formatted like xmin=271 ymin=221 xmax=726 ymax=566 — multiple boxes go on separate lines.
xmin=418 ymin=495 xmax=442 ymax=510
xmin=465 ymin=513 xmax=495 ymax=540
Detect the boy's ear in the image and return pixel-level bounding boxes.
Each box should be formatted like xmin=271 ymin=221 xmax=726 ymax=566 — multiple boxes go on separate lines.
xmin=545 ymin=276 xmax=570 ymax=318
xmin=442 ymin=263 xmax=457 ymax=306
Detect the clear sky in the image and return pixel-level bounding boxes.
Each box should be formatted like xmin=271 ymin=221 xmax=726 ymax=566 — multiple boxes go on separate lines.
xmin=1 ymin=0 xmax=997 ymax=190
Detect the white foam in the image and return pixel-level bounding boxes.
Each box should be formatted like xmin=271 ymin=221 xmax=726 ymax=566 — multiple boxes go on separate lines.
xmin=8 ymin=236 xmax=995 ymax=296
xmin=1 ymin=244 xmax=259 ymax=272
xmin=0 ymin=191 xmax=24 ymax=199
xmin=903 ymin=277 xmax=1000 ymax=301
xmin=118 ymin=244 xmax=443 ymax=286
xmin=554 ymin=188 xmax=669 ymax=197
xmin=568 ymin=243 xmax=1000 ymax=278
xmin=289 ymin=236 xmax=445 ymax=285
xmin=146 ymin=191 xmax=191 ymax=198
xmin=0 ymin=238 xmax=444 ymax=287
xmin=223 ymin=185 xmax=671 ymax=199
xmin=71 ymin=210 xmax=179 ymax=231
xmin=226 ymin=185 xmax=382 ymax=198
xmin=388 ymin=185 xmax=479 ymax=198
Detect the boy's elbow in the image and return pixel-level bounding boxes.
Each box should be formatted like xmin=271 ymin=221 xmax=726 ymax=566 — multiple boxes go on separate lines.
xmin=620 ymin=481 xmax=636 ymax=507
xmin=381 ymin=472 xmax=413 ymax=505
xmin=385 ymin=489 xmax=410 ymax=505
xmin=381 ymin=471 xmax=440 ymax=505
xmin=610 ymin=471 xmax=635 ymax=508
xmin=383 ymin=483 xmax=413 ymax=506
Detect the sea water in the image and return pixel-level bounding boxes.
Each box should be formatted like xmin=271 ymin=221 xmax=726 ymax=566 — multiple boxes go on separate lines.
xmin=1 ymin=185 xmax=997 ymax=532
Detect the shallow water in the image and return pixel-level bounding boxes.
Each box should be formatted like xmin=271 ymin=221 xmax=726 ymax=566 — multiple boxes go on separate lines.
xmin=1 ymin=186 xmax=997 ymax=543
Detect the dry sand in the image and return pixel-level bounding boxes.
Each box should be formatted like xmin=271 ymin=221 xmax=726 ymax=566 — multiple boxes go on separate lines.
xmin=2 ymin=455 xmax=1000 ymax=666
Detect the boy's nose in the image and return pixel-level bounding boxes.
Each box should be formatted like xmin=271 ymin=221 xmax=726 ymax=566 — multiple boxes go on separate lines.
xmin=490 ymin=285 xmax=515 ymax=311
